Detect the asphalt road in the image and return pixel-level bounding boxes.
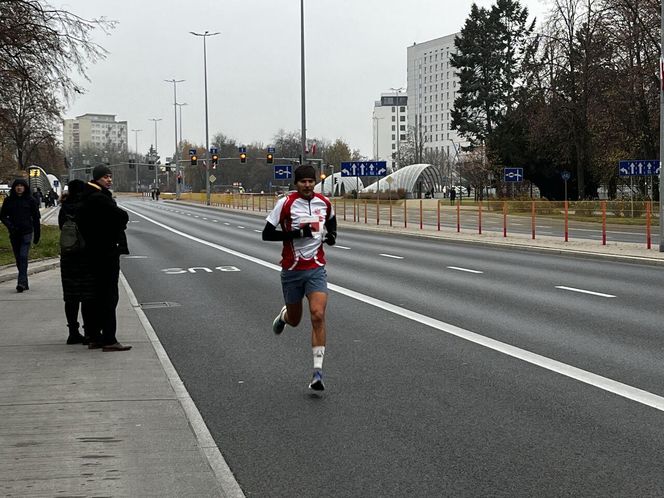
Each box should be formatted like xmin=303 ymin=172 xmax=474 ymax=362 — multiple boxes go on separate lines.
xmin=119 ymin=199 xmax=664 ymax=497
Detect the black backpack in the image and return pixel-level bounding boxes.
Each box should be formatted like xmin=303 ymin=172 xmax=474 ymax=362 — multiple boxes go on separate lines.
xmin=60 ymin=213 xmax=85 ymax=254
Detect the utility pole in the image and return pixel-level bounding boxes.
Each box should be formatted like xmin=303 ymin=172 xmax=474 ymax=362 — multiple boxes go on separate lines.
xmin=149 ymin=118 xmax=162 ymax=189
xmin=131 ymin=129 xmax=142 ymax=193
xmin=660 ymin=1 xmax=663 ymax=251
xmin=165 ymin=79 xmax=185 ymax=199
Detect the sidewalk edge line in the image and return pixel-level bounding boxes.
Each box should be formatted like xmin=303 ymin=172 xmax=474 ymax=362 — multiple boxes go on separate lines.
xmin=119 ymin=272 xmax=246 ymax=498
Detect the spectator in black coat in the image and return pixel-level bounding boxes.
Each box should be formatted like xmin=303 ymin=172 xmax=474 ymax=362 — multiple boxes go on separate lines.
xmin=58 ymin=180 xmax=95 ymax=345
xmin=77 ymin=165 xmax=132 ymax=352
xmin=0 ymin=178 xmax=40 ymax=292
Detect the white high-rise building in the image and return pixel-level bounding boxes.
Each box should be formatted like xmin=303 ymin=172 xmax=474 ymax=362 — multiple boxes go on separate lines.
xmin=406 ymin=33 xmax=467 ymax=161
xmin=62 ymin=113 xmax=128 ymax=154
xmin=372 ymin=92 xmax=407 ymax=170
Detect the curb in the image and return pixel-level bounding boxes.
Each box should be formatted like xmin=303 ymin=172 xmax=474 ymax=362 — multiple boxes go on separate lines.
xmin=0 ymin=257 xmax=60 ymax=284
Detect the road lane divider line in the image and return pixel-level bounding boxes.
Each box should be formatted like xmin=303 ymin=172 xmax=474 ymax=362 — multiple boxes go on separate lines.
xmin=447 ymin=266 xmax=483 ymax=274
xmin=334 ymin=245 xmax=351 ymax=250
xmin=379 ymin=253 xmax=404 ymax=259
xmin=119 ymin=273 xmax=246 ymax=498
xmin=555 ymin=286 xmax=616 ymax=298
xmin=124 ymin=206 xmax=664 ymax=413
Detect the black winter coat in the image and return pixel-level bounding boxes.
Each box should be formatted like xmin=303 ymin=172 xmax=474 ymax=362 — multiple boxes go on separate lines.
xmin=77 ymin=182 xmax=129 ymax=258
xmin=58 ymin=195 xmax=95 ymax=302
xmin=0 ymin=179 xmax=40 ymax=240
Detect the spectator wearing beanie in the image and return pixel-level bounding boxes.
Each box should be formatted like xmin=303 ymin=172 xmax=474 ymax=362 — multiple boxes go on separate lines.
xmin=76 ymin=165 xmax=132 ymax=351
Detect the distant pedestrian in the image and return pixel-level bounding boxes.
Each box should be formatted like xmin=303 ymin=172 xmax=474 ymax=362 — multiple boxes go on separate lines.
xmin=0 ymin=179 xmax=40 ymax=292
xmin=155 ymin=188 xmax=160 ymax=201
xmin=77 ymin=165 xmax=132 ymax=352
xmin=58 ymin=180 xmax=95 ymax=345
xmin=262 ymin=164 xmax=337 ymax=391
xmin=33 ymin=187 xmax=44 ymax=208
xmin=449 ymin=187 xmax=456 ymax=205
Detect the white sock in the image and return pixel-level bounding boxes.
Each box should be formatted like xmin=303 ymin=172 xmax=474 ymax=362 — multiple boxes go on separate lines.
xmin=313 ymin=346 xmax=325 ymax=370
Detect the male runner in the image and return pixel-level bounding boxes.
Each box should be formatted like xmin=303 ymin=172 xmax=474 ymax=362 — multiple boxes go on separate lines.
xmin=262 ymin=164 xmax=337 ymax=390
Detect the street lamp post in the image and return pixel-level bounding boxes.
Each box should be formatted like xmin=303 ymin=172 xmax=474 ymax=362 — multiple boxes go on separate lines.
xmin=131 ymin=128 xmax=142 ymax=193
xmin=176 ymin=102 xmax=188 ymax=146
xmin=190 ymin=30 xmax=220 ymax=205
xmin=165 ymin=79 xmax=185 ymax=199
xmin=373 ymin=116 xmax=384 ymax=162
xmin=390 ymin=87 xmax=405 ymax=169
xmin=149 ymin=118 xmax=162 ymax=189
xmin=300 ymin=0 xmax=307 ymax=164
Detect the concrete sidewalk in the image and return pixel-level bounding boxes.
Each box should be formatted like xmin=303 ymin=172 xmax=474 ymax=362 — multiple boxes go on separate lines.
xmin=0 ymin=267 xmax=243 ymax=497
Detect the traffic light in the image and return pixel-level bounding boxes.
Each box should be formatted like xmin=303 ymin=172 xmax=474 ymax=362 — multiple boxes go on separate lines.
xmin=240 ymin=152 xmax=247 ymax=164
xmin=320 ymin=173 xmax=326 ymax=180
xmin=266 ymin=153 xmax=274 ymax=164
xmin=212 ymin=154 xmax=219 ymax=168
xmin=191 ymin=155 xmax=198 ymax=166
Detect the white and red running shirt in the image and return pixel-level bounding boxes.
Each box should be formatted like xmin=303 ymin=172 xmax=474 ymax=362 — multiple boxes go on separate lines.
xmin=266 ymin=192 xmax=334 ymax=270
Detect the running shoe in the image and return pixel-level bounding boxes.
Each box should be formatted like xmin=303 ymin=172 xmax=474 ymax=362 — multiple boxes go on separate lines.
xmin=272 ymin=306 xmax=287 ymax=335
xmin=308 ymin=370 xmax=325 ymax=391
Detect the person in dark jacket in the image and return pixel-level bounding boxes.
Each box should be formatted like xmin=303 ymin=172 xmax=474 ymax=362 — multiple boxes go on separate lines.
xmin=0 ymin=178 xmax=41 ymax=292
xmin=58 ymin=180 xmax=95 ymax=345
xmin=76 ymin=165 xmax=132 ymax=352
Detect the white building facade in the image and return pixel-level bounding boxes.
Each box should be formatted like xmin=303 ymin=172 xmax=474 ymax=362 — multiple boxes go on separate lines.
xmin=372 ymin=92 xmax=407 ymax=171
xmin=62 ymin=113 xmax=128 ymax=154
xmin=406 ymin=33 xmax=467 ymax=161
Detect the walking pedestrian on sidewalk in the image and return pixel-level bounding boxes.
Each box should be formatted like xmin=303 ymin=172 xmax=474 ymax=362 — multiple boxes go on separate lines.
xmin=0 ymin=178 xmax=40 ymax=292
xmin=77 ymin=165 xmax=132 ymax=352
xmin=58 ymin=180 xmax=95 ymax=345
xmin=262 ymin=164 xmax=337 ymax=391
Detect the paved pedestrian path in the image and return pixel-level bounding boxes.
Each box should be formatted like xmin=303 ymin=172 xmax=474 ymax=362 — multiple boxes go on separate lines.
xmin=0 ymin=268 xmax=243 ymax=497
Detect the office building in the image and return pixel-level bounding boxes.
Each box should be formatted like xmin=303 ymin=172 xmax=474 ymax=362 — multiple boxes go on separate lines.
xmin=406 ymin=33 xmax=467 ymax=161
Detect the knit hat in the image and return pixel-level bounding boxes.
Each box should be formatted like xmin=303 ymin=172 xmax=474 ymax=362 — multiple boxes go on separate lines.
xmin=92 ymin=164 xmax=112 ymax=180
xmin=294 ymin=164 xmax=316 ymax=182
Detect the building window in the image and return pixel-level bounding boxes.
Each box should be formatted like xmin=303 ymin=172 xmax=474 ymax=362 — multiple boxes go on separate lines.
xmin=392 ymin=144 xmax=396 ymax=150
xmin=392 ymin=116 xmax=396 ymax=122
xmin=400 ymin=134 xmax=406 ymax=141
xmin=400 ymin=125 xmax=406 ymax=131
xmin=400 ymin=106 xmax=405 ymax=113
xmin=392 ymin=125 xmax=396 ymax=131
xmin=400 ymin=116 xmax=405 ymax=122
xmin=392 ymin=134 xmax=396 ymax=140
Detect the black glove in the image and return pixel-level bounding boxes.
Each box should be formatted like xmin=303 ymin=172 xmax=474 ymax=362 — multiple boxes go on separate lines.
xmin=324 ymin=232 xmax=336 ymax=246
xmin=33 ymin=235 xmax=40 ymax=245
xmin=300 ymin=224 xmax=313 ymax=238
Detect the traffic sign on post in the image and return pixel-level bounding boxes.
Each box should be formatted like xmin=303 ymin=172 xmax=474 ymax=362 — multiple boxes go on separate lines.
xmin=189 ymin=148 xmax=196 ymax=156
xmin=340 ymin=161 xmax=388 ymax=177
xmin=503 ymin=167 xmax=524 ymax=182
xmin=274 ymin=164 xmax=292 ymax=180
xmin=618 ymin=160 xmax=661 ymax=177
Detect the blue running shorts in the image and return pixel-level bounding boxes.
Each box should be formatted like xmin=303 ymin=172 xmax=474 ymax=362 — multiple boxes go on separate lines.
xmin=281 ymin=266 xmax=328 ymax=304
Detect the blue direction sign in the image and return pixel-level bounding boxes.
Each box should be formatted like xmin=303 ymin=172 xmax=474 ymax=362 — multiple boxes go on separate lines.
xmin=274 ymin=164 xmax=292 ymax=180
xmin=189 ymin=148 xmax=196 ymax=156
xmin=340 ymin=161 xmax=388 ymax=177
xmin=504 ymin=167 xmax=524 ymax=182
xmin=618 ymin=160 xmax=661 ymax=177
xmin=561 ymin=170 xmax=571 ymax=181
xmin=210 ymin=147 xmax=218 ymax=154
xmin=238 ymin=146 xmax=247 ymax=154
xmin=267 ymin=146 xmax=275 ymax=153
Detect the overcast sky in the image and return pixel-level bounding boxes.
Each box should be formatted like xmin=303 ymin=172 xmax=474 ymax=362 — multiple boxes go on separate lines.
xmin=60 ymin=0 xmax=549 ymax=159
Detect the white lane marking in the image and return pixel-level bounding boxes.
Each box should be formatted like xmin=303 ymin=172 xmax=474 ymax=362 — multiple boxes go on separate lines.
xmin=253 ymin=230 xmax=262 ymax=233
xmin=334 ymin=245 xmax=351 ymax=250
xmin=555 ymin=286 xmax=616 ymax=298
xmin=202 ymin=217 xmax=208 ymax=220
xmin=224 ymin=222 xmax=230 ymax=226
xmin=124 ymin=206 xmax=664 ymax=413
xmin=379 ymin=253 xmax=404 ymax=259
xmin=122 ymin=255 xmax=148 ymax=259
xmin=212 ymin=220 xmax=219 ymax=223
xmin=194 ymin=216 xmax=200 ymax=218
xmin=237 ymin=226 xmax=245 ymax=229
xmin=447 ymin=266 xmax=483 ymax=274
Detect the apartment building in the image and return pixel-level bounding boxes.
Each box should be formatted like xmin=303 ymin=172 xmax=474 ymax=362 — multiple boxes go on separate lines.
xmin=406 ymin=33 xmax=467 ymax=160
xmin=372 ymin=92 xmax=407 ymax=169
xmin=62 ymin=113 xmax=128 ymax=154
